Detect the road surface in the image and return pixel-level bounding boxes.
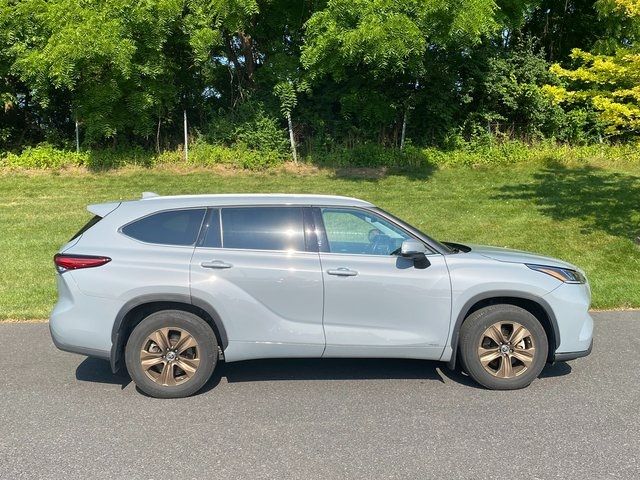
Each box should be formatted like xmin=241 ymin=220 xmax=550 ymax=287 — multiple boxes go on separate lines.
xmin=1 ymin=311 xmax=638 ymax=479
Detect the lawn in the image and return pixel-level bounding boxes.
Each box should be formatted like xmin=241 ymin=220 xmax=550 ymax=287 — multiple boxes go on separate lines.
xmin=1 ymin=161 xmax=639 ymax=319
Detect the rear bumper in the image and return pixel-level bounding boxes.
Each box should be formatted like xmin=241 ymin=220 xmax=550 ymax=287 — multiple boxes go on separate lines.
xmin=553 ymin=339 xmax=593 ymax=362
xmin=50 ymin=323 xmax=110 ymax=359
xmin=49 ymin=272 xmax=115 ymax=360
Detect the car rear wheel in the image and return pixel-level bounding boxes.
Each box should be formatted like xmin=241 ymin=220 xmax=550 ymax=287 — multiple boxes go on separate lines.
xmin=125 ymin=310 xmax=218 ymax=398
xmin=459 ymin=304 xmax=548 ymax=390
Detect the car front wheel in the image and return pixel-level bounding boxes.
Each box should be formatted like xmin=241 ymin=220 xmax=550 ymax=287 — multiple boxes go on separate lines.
xmin=459 ymin=304 xmax=548 ymax=390
xmin=125 ymin=310 xmax=218 ymax=398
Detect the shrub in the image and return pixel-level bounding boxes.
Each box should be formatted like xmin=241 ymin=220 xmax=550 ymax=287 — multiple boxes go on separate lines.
xmin=205 ymin=101 xmax=288 ymax=153
xmin=2 ymin=143 xmax=88 ymax=168
xmin=84 ymin=147 xmax=155 ymax=170
xmin=189 ymin=139 xmax=284 ymax=169
xmin=309 ymin=144 xmax=429 ymax=169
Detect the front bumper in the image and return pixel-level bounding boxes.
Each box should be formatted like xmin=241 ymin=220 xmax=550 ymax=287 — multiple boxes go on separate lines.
xmin=544 ymin=282 xmax=594 ymax=355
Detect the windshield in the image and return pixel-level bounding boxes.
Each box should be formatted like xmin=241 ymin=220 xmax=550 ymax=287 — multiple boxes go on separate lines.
xmin=372 ymin=208 xmax=455 ymax=254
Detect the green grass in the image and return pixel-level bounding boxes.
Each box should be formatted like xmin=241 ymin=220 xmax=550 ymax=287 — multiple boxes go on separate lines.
xmin=1 ymin=160 xmax=639 ymax=319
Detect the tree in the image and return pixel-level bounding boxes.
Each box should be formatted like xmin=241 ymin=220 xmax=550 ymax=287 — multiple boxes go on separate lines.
xmin=274 ymin=79 xmax=310 ymax=162
xmin=2 ymin=0 xmax=224 ymax=145
xmin=544 ymin=1 xmax=640 ymax=137
xmin=300 ymin=0 xmax=498 ymax=146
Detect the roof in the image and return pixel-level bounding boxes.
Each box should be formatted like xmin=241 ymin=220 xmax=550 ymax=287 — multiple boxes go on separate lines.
xmin=136 ymin=193 xmax=374 ymax=208
xmin=89 ymin=193 xmax=374 ymax=216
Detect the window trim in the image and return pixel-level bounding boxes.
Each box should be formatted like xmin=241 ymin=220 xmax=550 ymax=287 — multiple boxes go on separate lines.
xmin=196 ymin=208 xmax=222 ymax=248
xmin=118 ymin=207 xmax=208 ymax=247
xmin=312 ymin=206 xmax=438 ymax=256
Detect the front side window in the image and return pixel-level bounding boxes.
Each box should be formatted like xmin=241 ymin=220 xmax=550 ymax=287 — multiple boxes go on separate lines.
xmin=221 ymin=207 xmax=306 ymax=251
xmin=321 ymin=208 xmax=412 ymax=255
xmin=121 ymin=209 xmax=206 ymax=246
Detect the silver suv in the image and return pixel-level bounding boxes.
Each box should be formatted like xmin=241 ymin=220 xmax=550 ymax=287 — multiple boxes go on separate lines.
xmin=50 ymin=193 xmax=593 ymax=398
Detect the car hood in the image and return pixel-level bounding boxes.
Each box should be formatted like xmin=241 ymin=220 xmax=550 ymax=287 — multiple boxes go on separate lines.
xmin=466 ymin=244 xmax=579 ymax=271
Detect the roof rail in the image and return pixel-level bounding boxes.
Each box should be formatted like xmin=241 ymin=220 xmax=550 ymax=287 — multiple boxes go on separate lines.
xmin=141 ymin=192 xmax=160 ymax=199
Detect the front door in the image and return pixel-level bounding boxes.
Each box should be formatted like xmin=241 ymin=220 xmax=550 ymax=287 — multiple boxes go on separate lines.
xmin=316 ymin=207 xmax=452 ymax=359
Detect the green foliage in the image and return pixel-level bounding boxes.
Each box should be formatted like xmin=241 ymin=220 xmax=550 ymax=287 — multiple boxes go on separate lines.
xmin=273 ymin=80 xmax=310 ymax=117
xmin=309 ymin=144 xmax=428 ymax=169
xmin=302 ymin=0 xmax=497 ymax=81
xmin=7 ymin=140 xmax=640 ymax=172
xmin=1 ymin=140 xmax=285 ymax=171
xmin=548 ymin=48 xmax=640 ymax=137
xmin=1 ymin=0 xmax=640 ymax=151
xmin=2 ymin=144 xmax=88 ymax=169
xmin=204 ymin=101 xmax=289 ymax=152
xmin=189 ymin=138 xmax=284 ymax=169
xmin=544 ymin=0 xmax=640 ymax=138
xmin=459 ymin=43 xmax=569 ymax=140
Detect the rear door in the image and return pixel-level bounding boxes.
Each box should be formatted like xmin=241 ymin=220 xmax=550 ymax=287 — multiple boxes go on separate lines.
xmin=315 ymin=207 xmax=452 ymax=360
xmin=190 ymin=206 xmax=325 ymax=362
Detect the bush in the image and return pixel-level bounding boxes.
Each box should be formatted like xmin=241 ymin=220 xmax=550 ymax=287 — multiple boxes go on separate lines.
xmin=189 ymin=139 xmax=284 ymax=169
xmin=3 ymin=139 xmax=639 ymax=172
xmin=309 ymin=144 xmax=429 ymax=169
xmin=1 ymin=143 xmax=88 ymax=168
xmin=85 ymin=147 xmax=155 ymax=170
xmin=204 ymin=101 xmax=288 ymax=153
xmin=418 ymin=140 xmax=640 ymax=168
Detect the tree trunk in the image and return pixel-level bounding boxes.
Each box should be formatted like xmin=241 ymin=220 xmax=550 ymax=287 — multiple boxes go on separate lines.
xmin=183 ymin=110 xmax=188 ymax=162
xmin=400 ymin=108 xmax=408 ymax=150
xmin=156 ymin=115 xmax=162 ymax=154
xmin=287 ymin=112 xmax=297 ymax=164
xmin=75 ymin=116 xmax=80 ymax=153
xmin=223 ymin=32 xmax=244 ymax=95
xmin=238 ymin=32 xmax=255 ymax=84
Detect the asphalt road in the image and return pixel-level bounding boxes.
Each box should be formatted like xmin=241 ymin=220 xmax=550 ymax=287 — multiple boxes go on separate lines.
xmin=1 ymin=311 xmax=639 ymax=480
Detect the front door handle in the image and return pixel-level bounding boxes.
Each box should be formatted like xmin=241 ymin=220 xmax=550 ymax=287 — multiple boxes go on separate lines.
xmin=201 ymin=260 xmax=233 ymax=269
xmin=327 ymin=267 xmax=358 ymax=277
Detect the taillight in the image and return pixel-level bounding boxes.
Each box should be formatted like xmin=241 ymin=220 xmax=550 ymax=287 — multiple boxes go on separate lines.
xmin=54 ymin=254 xmax=111 ymax=272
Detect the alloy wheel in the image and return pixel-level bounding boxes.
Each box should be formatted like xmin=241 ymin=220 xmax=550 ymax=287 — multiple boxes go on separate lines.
xmin=477 ymin=321 xmax=536 ymax=378
xmin=140 ymin=327 xmax=200 ymax=386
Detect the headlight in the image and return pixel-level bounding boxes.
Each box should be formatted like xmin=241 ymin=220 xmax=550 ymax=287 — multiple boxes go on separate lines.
xmin=526 ymin=264 xmax=586 ymax=284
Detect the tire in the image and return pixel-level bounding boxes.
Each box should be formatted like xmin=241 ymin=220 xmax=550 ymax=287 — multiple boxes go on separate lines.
xmin=125 ymin=310 xmax=218 ymax=398
xmin=459 ymin=304 xmax=548 ymax=390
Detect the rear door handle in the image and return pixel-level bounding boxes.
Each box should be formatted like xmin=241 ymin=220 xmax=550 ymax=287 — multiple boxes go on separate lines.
xmin=201 ymin=260 xmax=233 ymax=269
xmin=327 ymin=267 xmax=358 ymax=277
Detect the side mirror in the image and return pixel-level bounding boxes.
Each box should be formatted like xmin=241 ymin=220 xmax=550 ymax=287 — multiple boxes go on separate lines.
xmin=401 ymin=239 xmax=427 ymax=257
xmin=400 ymin=240 xmax=430 ymax=269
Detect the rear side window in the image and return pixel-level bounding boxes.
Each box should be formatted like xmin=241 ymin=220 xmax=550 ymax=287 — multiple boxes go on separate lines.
xmin=70 ymin=215 xmax=102 ymax=241
xmin=122 ymin=209 xmax=206 ymax=246
xmin=221 ymin=207 xmax=305 ymax=251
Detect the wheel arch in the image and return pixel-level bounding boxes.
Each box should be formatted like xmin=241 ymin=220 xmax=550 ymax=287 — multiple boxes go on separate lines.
xmin=110 ymin=294 xmax=228 ymax=373
xmin=447 ymin=291 xmax=560 ymax=370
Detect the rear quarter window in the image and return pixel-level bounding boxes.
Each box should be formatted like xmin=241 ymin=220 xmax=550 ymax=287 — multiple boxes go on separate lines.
xmin=121 ymin=209 xmax=206 ymax=246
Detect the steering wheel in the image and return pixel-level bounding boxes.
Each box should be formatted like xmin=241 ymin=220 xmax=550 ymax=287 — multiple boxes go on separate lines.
xmin=367 ymin=234 xmax=393 ymax=255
